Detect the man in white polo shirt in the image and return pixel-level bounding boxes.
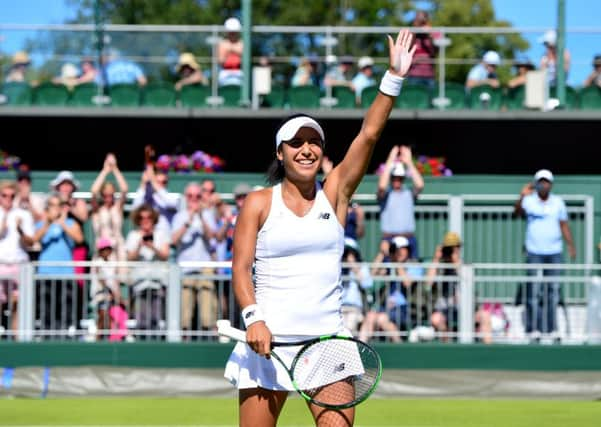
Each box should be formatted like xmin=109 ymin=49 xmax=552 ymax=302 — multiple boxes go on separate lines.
xmin=514 ymin=169 xmax=576 ymax=343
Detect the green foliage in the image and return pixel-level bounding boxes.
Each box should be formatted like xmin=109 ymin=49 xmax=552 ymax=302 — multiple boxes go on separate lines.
xmin=28 ymin=0 xmax=527 ymax=85
xmin=429 ymin=0 xmax=529 ymax=83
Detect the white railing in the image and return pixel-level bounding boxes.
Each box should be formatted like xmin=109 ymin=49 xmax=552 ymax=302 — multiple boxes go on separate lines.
xmin=1 ymin=260 xmax=600 ymax=345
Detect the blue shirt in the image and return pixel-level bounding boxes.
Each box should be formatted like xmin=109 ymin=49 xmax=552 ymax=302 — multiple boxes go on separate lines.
xmin=102 ymin=59 xmax=145 ymax=85
xmin=341 ymin=264 xmax=373 ymax=308
xmin=37 ymin=219 xmax=76 ymax=275
xmin=379 ymin=189 xmax=416 ymax=234
xmin=521 ymin=193 xmax=567 ymax=255
xmin=351 ymin=73 xmax=375 ymax=100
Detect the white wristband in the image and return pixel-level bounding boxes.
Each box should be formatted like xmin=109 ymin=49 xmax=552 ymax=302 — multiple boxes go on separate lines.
xmin=379 ymin=70 xmax=404 ymax=97
xmin=241 ymin=304 xmax=265 ymax=328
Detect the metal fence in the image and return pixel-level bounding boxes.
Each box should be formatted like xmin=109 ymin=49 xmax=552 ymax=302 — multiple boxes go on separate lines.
xmin=1 ymin=23 xmax=601 ymax=109
xmin=2 ymin=260 xmax=601 ymax=345
xmin=356 ymin=194 xmax=593 ymax=264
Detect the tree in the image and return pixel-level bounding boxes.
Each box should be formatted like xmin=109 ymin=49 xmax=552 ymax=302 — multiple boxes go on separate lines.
xmin=428 ymin=0 xmax=529 ymax=83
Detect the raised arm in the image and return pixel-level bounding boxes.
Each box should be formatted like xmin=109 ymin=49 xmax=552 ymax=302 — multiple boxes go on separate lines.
xmin=400 ymin=146 xmax=424 ymax=196
xmin=325 ymin=29 xmax=416 ymax=221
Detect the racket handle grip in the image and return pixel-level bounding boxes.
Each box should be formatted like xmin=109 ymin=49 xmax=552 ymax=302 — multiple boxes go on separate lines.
xmin=217 ymin=320 xmax=248 ymax=343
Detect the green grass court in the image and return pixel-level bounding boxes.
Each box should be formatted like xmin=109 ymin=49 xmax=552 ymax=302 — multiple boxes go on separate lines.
xmin=1 ymin=398 xmax=600 ymax=426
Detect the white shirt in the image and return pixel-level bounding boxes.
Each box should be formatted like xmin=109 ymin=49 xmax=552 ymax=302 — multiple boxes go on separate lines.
xmin=0 ymin=207 xmax=34 ymax=263
xmin=254 ymin=183 xmax=344 ymax=336
xmin=172 ymin=209 xmax=216 ymax=272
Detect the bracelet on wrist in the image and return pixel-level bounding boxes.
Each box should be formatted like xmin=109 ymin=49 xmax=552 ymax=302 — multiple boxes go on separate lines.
xmin=241 ymin=304 xmax=265 ymax=328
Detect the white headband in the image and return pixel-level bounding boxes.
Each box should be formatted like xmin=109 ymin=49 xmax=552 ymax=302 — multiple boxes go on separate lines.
xmin=275 ymin=116 xmax=325 ymax=149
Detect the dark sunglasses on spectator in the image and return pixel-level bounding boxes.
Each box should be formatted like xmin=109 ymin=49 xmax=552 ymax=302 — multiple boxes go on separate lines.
xmin=202 ymin=188 xmax=215 ymax=194
xmin=186 ymin=193 xmax=202 ymax=199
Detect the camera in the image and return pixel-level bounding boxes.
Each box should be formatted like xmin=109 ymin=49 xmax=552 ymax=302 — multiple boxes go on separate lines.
xmin=142 ymin=234 xmax=154 ymax=242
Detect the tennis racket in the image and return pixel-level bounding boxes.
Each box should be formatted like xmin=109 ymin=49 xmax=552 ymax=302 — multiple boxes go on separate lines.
xmin=217 ymin=319 xmax=382 ymax=409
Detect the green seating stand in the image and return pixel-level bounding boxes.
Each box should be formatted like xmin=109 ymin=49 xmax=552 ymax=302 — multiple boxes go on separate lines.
xmin=288 ymin=85 xmax=320 ymax=109
xmin=109 ymin=84 xmax=141 ymax=107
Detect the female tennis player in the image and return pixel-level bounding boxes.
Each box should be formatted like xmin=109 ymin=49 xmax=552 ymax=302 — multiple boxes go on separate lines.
xmin=224 ymin=29 xmax=416 ymax=427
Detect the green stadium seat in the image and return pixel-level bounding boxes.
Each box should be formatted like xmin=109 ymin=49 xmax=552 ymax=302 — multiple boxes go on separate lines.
xmin=142 ymin=82 xmax=177 ymax=107
xmin=262 ymin=84 xmax=286 ymax=108
xmin=433 ymin=82 xmax=467 ymax=109
xmin=332 ymin=85 xmax=356 ymax=108
xmin=69 ymin=83 xmax=102 ymax=107
xmin=396 ymin=84 xmax=431 ymax=109
xmin=505 ymin=85 xmax=526 ymax=110
xmin=33 ymin=82 xmax=70 ymax=106
xmin=549 ymin=85 xmax=578 ymax=110
xmin=0 ymin=82 xmax=32 ymax=106
xmin=360 ymin=85 xmax=378 ymax=109
xmin=108 ymin=84 xmax=141 ymax=107
xmin=179 ymin=84 xmax=209 ymax=107
xmin=218 ymin=84 xmax=242 ymax=107
xmin=288 ymin=85 xmax=320 ymax=109
xmin=578 ymin=86 xmax=601 ymax=110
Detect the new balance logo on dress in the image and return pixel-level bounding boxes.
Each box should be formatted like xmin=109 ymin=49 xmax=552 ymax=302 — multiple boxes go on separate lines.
xmin=318 ymin=212 xmax=330 ymax=220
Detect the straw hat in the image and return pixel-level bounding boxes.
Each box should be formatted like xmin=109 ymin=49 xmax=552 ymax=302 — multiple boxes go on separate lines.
xmin=12 ymin=51 xmax=30 ymax=65
xmin=442 ymin=231 xmax=461 ymax=247
xmin=176 ymin=52 xmax=200 ymax=71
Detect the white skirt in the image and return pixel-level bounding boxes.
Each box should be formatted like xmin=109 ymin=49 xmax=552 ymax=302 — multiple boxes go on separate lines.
xmin=224 ymin=330 xmax=364 ymax=391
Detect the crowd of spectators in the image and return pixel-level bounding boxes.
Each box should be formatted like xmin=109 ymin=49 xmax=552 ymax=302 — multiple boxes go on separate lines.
xmin=0 ymin=142 xmax=576 ymax=346
xmin=4 ymin=13 xmax=601 ymax=110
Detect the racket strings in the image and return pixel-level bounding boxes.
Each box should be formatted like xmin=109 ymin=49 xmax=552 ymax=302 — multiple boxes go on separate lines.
xmin=291 ymin=338 xmax=380 ymax=406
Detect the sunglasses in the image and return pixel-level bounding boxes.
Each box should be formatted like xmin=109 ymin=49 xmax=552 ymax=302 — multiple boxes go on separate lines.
xmin=186 ymin=193 xmax=202 ymax=200
xmin=202 ymin=188 xmax=215 ymax=194
xmin=1 ymin=193 xmax=15 ymax=199
xmin=157 ymin=179 xmax=169 ymax=186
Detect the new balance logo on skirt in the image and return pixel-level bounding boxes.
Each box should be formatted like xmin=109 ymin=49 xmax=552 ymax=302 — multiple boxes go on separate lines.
xmin=318 ymin=212 xmax=330 ymax=220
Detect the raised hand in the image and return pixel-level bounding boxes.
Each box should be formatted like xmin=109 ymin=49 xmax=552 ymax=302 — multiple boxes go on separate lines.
xmin=399 ymin=145 xmax=413 ymax=164
xmin=387 ymin=29 xmax=417 ymax=77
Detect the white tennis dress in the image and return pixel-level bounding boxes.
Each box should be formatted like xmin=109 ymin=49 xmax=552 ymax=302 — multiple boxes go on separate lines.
xmin=224 ymin=182 xmax=348 ymax=390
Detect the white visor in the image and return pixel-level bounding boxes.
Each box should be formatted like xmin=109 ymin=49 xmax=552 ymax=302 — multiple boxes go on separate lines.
xmin=275 ymin=116 xmax=325 ymax=149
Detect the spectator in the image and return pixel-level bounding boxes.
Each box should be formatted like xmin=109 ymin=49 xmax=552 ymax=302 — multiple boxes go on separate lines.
xmin=125 ymin=204 xmax=170 ymax=337
xmin=406 ymin=10 xmax=439 ymax=89
xmin=507 ymin=56 xmax=536 ymax=89
xmin=217 ymin=17 xmax=243 ymax=86
xmin=352 ymin=56 xmax=376 ymax=104
xmin=377 ymin=145 xmax=424 ymax=259
xmin=466 ymin=50 xmax=501 ymax=89
xmin=14 ymin=165 xmax=45 ymax=222
xmin=5 ymin=51 xmax=33 ymax=83
xmin=174 ymin=52 xmax=208 ymax=91
xmin=90 ymin=237 xmax=122 ymax=341
xmin=514 ymin=169 xmax=576 ymax=343
xmin=172 ymin=182 xmax=219 ymax=339
xmin=50 ymin=170 xmax=89 ymax=324
xmin=100 ymin=49 xmax=147 ymax=87
xmin=426 ymin=231 xmax=494 ymax=344
xmin=0 ymin=180 xmax=34 ymax=338
xmin=359 ymin=237 xmax=411 ymax=343
xmin=340 ymin=237 xmax=373 ymax=337
xmin=90 ymin=153 xmax=128 ymax=264
xmin=323 ymin=55 xmax=355 ymax=90
xmin=539 ymin=30 xmax=570 ymax=87
xmin=131 ymin=164 xmax=180 ymax=234
xmin=291 ymin=57 xmax=316 ymax=87
xmin=583 ymin=55 xmax=601 ymax=88
xmin=345 ymin=200 xmax=365 ymax=241
xmin=32 ymin=194 xmax=84 ymax=337
xmin=14 ymin=166 xmax=44 ymax=261
xmin=78 ymin=58 xmax=99 ymax=85
xmin=52 ymin=63 xmax=80 ymax=89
